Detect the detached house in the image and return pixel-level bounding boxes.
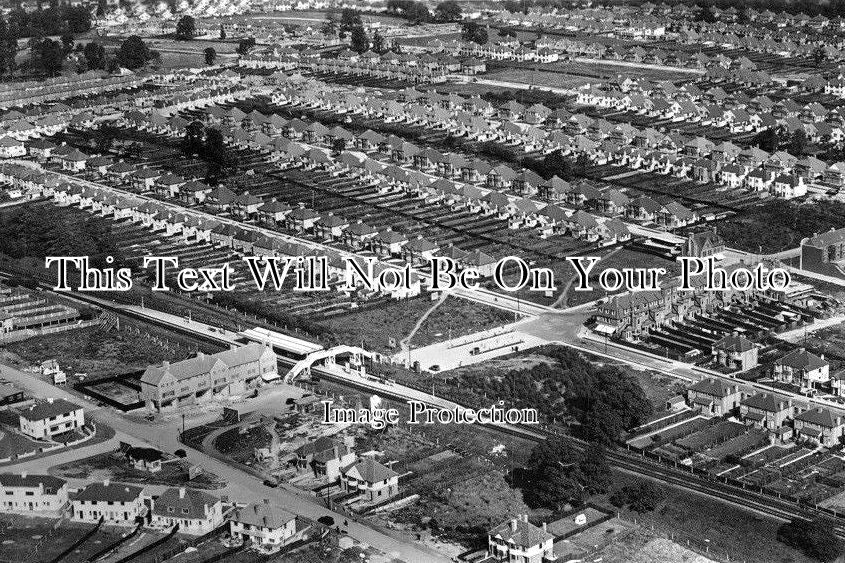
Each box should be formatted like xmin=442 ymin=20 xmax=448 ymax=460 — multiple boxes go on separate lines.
xmin=340 ymin=457 xmax=399 ymax=502
xmin=229 ymin=500 xmax=302 ymax=550
xmin=487 ymin=514 xmax=554 ymax=563
xmin=295 ymin=436 xmax=356 ymax=481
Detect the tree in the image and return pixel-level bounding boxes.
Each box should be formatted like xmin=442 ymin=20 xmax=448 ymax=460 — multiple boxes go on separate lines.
xmin=204 ymin=46 xmax=216 ymax=65
xmin=96 ymin=0 xmax=107 ymax=17
xmin=754 ymin=127 xmax=779 ymax=152
xmin=350 ymin=25 xmax=369 ymax=54
xmin=789 ymin=129 xmax=808 ymax=157
xmin=530 ymin=464 xmax=584 ymax=510
xmin=60 ymin=33 xmax=74 ymax=54
xmin=435 ymin=0 xmax=461 ymax=21
xmin=219 ymin=24 xmax=226 ymax=39
xmin=63 ymin=5 xmax=91 ymax=33
xmin=777 ymin=519 xmax=842 ymax=562
xmin=84 ymin=41 xmax=106 ymax=70
xmin=813 ymin=45 xmax=826 ymax=67
xmin=461 ymin=21 xmax=488 ymax=45
xmin=236 ymin=37 xmax=256 ymax=55
xmin=339 ymin=8 xmax=362 ymax=32
xmin=116 ymin=35 xmax=152 ymax=70
xmin=175 ymin=15 xmax=196 ymax=40
xmin=32 ymin=37 xmax=65 ymax=76
xmin=372 ymin=30 xmax=385 ymax=53
xmin=542 ymin=149 xmax=573 ymax=180
xmin=321 ymin=12 xmax=338 ymax=37
xmin=578 ymin=443 xmax=612 ymax=495
xmin=0 ymin=16 xmax=10 ymax=76
xmin=406 ymin=2 xmax=432 ymax=23
xmin=183 ymin=120 xmax=205 ymax=155
xmin=610 ymin=480 xmax=665 ymax=513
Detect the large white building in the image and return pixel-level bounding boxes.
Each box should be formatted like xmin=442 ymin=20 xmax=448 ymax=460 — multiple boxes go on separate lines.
xmin=0 ymin=473 xmax=68 ymax=515
xmin=140 ymin=343 xmax=278 ymax=410
xmin=18 ymin=398 xmax=84 ymax=439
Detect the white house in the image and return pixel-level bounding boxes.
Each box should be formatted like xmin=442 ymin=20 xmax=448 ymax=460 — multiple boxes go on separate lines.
xmin=229 ymin=500 xmax=302 ymax=550
xmin=150 ymin=487 xmax=223 ymax=535
xmin=0 ymin=473 xmax=68 ymax=515
xmin=72 ymin=481 xmax=145 ymax=525
xmin=18 ymin=398 xmax=84 ymax=439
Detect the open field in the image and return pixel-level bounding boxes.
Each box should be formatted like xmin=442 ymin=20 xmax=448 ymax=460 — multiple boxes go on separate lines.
xmin=3 ymin=325 xmax=194 ymax=379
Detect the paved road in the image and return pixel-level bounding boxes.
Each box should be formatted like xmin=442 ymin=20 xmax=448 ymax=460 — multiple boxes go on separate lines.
xmin=0 ymin=362 xmax=450 ymax=563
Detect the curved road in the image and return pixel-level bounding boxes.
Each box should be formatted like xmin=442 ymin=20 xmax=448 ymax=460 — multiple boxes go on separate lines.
xmin=0 ymin=361 xmax=450 ymax=563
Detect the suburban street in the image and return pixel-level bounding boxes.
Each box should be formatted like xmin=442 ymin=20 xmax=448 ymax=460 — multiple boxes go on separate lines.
xmin=0 ymin=361 xmax=451 ymax=563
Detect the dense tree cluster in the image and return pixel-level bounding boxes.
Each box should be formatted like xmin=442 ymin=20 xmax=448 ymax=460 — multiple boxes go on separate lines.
xmin=461 ymin=21 xmax=488 ymax=45
xmin=82 ymin=41 xmax=106 ymax=70
xmin=717 ymin=199 xmax=845 ymax=253
xmin=0 ymin=206 xmax=123 ymax=267
xmin=236 ymin=37 xmax=256 ymax=55
xmin=440 ymin=345 xmax=652 ymax=445
xmin=4 ymin=5 xmax=91 ymax=38
xmin=204 ymin=47 xmax=217 ymax=65
xmin=182 ymin=121 xmax=238 ymax=181
xmin=175 ymin=15 xmax=197 ymax=40
xmin=777 ymin=519 xmax=842 ymax=562
xmin=514 ymin=438 xmax=613 ymax=509
xmin=386 ymin=0 xmax=432 ymax=22
xmin=609 ymin=480 xmax=666 ymax=513
xmin=116 ymin=35 xmax=158 ymax=70
xmin=30 ymin=37 xmax=66 ymax=76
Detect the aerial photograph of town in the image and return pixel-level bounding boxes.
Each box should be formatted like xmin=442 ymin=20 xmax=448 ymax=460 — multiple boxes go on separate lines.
xmin=7 ymin=0 xmax=845 ymax=561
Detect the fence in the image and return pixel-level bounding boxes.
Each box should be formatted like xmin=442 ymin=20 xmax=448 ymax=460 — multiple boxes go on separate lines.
xmin=86 ymin=522 xmax=142 ymax=562
xmin=47 ymin=516 xmax=104 ymax=563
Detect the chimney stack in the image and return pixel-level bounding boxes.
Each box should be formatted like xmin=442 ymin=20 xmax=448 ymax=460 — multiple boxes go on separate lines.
xmin=510 ymin=518 xmax=518 ymax=532
xmin=179 ymin=487 xmax=186 ymax=499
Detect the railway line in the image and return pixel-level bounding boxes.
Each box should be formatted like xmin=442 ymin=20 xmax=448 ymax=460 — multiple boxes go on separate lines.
xmin=5 ymin=268 xmax=844 ymax=543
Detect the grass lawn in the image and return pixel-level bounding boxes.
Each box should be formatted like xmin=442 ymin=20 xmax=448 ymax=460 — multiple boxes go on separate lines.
xmin=409 ymin=296 xmax=514 ymax=348
xmin=324 ymin=296 xmax=517 ymax=354
xmin=4 ymin=326 xmax=192 ymax=378
xmin=52 ymin=451 xmax=226 ymax=490
xmin=0 ymin=514 xmax=101 ymax=562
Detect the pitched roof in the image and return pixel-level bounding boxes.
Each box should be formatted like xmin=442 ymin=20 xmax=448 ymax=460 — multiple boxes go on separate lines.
xmin=18 ymin=398 xmax=82 ymax=421
xmin=342 ymin=457 xmax=397 ymax=483
xmin=0 ymin=473 xmax=66 ymax=491
xmin=489 ymin=516 xmax=553 ymax=549
xmin=795 ymin=407 xmax=840 ymax=428
xmin=75 ymin=482 xmax=143 ymax=503
xmin=776 ymin=348 xmax=828 ymax=372
xmin=230 ymin=501 xmax=295 ymax=529
xmin=152 ymin=487 xmax=218 ymax=520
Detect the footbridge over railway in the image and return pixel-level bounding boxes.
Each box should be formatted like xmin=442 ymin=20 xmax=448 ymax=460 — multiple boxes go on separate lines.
xmin=282 ymin=345 xmax=375 ymax=383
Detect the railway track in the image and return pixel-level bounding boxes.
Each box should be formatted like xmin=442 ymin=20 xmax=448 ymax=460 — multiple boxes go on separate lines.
xmin=6 ymin=268 xmax=843 ymax=540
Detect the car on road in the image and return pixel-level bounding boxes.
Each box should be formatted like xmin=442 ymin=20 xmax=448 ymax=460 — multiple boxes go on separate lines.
xmin=263 ymin=477 xmax=280 ymax=488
